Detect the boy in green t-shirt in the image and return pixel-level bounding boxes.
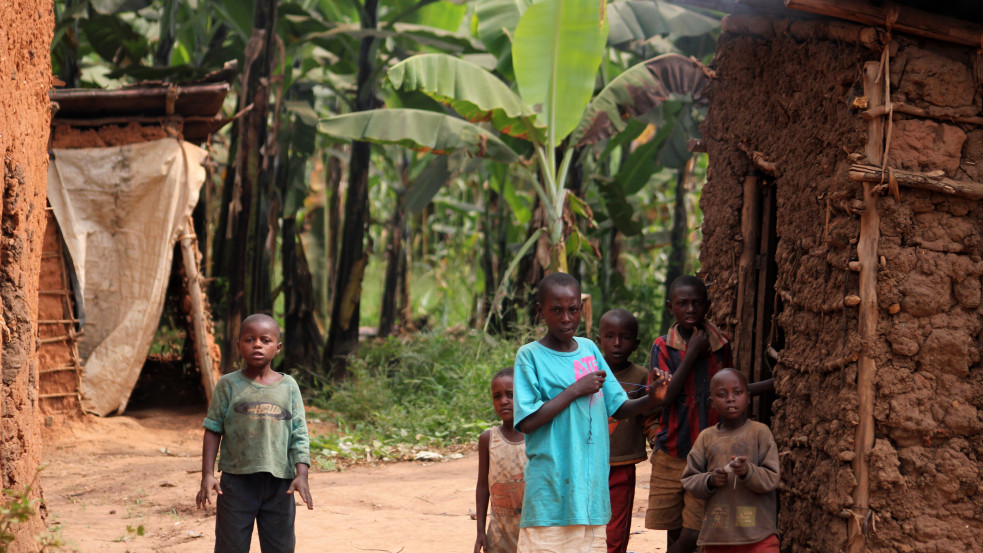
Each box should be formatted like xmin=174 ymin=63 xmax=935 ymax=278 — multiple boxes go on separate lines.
xmin=196 ymin=314 xmax=313 ymax=553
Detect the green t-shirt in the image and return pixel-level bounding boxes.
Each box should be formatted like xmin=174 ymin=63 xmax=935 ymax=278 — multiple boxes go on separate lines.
xmin=203 ymin=370 xmax=311 ymax=479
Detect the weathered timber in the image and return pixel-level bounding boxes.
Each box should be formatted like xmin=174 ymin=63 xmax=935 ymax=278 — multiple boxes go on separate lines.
xmin=848 ymin=164 xmax=983 ymax=200
xmin=785 ymin=0 xmax=983 ymax=47
xmin=862 ymin=102 xmax=983 ymax=126
xmin=722 ymin=13 xmax=881 ymax=48
xmin=735 ymin=172 xmax=761 ymax=378
xmin=179 ymin=220 xmax=220 ymax=404
xmin=847 ymin=60 xmax=883 ymax=553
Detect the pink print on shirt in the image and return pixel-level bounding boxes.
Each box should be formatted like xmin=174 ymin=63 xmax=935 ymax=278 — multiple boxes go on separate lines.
xmin=573 ymin=355 xmax=603 ymax=402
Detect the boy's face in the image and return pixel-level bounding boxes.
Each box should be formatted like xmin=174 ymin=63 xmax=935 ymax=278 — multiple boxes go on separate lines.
xmin=238 ymin=319 xmax=282 ymax=369
xmin=667 ymin=284 xmax=709 ymax=331
xmin=536 ymin=285 xmax=581 ymax=345
xmin=490 ymin=375 xmax=514 ymax=423
xmin=598 ymin=318 xmax=639 ymax=368
xmin=710 ymin=370 xmax=748 ymax=423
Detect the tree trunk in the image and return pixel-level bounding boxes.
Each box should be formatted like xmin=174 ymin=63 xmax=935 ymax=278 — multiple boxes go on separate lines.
xmin=324 ymin=154 xmax=343 ymax=315
xmin=661 ymin=158 xmax=693 ymax=332
xmin=213 ymin=0 xmax=278 ymax=373
xmin=281 ymin=218 xmax=323 ymax=378
xmin=378 ymin=160 xmax=407 ymax=337
xmin=323 ymin=0 xmax=379 ymax=379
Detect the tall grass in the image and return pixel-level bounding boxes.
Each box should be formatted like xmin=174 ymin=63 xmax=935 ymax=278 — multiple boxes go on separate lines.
xmin=308 ymin=332 xmax=529 ymax=469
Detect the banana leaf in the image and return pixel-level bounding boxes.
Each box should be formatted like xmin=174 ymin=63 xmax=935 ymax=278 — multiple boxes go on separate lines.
xmin=572 ymin=53 xmax=709 ymax=146
xmin=319 ymin=109 xmax=520 ymax=164
xmin=388 ymin=54 xmax=544 ymax=142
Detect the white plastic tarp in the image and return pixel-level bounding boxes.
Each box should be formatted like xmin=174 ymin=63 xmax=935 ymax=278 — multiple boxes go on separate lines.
xmin=47 ymin=139 xmax=207 ymax=416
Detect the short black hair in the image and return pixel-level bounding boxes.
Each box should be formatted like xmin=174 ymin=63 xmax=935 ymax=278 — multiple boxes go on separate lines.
xmin=710 ymin=367 xmax=748 ymax=391
xmin=537 ymin=272 xmax=581 ymax=304
xmin=668 ymin=275 xmax=708 ymax=301
xmin=240 ymin=313 xmax=281 ymax=339
xmin=599 ymin=308 xmax=638 ymax=336
xmin=493 ymin=367 xmax=514 ymax=380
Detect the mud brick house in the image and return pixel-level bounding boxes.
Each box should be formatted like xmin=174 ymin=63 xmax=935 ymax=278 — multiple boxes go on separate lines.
xmin=685 ymin=0 xmax=983 ymax=551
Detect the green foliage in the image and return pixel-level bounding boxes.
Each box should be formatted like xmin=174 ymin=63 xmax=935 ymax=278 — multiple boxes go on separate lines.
xmin=0 ymin=488 xmax=35 ymax=549
xmin=309 ymin=333 xmax=524 ymax=467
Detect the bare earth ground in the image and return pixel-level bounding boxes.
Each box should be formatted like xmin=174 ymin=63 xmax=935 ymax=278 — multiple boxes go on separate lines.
xmin=42 ymin=407 xmax=668 ymax=553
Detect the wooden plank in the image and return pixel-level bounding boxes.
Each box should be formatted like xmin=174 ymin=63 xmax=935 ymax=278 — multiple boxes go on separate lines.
xmin=786 ymin=0 xmax=983 ymax=47
xmin=734 ymin=173 xmax=762 ymax=378
xmin=753 ymin=183 xmax=775 ymax=386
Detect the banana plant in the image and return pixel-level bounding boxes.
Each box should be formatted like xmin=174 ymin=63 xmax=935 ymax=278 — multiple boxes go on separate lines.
xmin=320 ymin=0 xmax=709 ymax=272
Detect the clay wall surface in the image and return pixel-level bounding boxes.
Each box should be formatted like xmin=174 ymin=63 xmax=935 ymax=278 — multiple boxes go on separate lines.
xmin=701 ymin=25 xmax=983 ymax=553
xmin=1 ymin=1 xmax=54 ymax=550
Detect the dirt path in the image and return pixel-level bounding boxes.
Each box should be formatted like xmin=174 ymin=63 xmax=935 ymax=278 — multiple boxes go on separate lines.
xmin=42 ymin=408 xmax=668 ymax=552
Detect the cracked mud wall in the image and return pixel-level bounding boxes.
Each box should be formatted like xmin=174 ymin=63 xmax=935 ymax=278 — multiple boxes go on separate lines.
xmin=1 ymin=1 xmax=53 ymax=550
xmin=700 ymin=22 xmax=983 ymax=553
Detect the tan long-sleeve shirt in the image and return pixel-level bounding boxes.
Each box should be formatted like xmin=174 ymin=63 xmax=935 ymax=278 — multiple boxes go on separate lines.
xmin=680 ymin=420 xmax=780 ymax=546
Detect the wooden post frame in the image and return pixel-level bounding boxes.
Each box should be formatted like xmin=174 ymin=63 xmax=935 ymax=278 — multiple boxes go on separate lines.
xmin=734 ymin=172 xmax=762 ymax=378
xmin=179 ymin=218 xmax=221 ymax=404
xmin=846 ymin=60 xmax=884 ymax=553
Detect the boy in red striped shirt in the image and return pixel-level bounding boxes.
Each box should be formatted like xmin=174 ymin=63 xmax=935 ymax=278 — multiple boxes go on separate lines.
xmin=643 ymin=275 xmax=733 ymax=553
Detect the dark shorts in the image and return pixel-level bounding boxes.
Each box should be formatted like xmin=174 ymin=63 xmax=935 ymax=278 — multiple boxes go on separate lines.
xmin=215 ymin=472 xmax=296 ymax=553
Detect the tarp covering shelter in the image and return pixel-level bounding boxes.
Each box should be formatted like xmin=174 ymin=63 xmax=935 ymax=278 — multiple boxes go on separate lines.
xmin=47 ymin=139 xmax=208 ymax=416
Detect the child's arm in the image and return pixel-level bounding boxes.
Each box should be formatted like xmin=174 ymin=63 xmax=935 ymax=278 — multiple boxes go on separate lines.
xmin=748 ymin=378 xmax=775 ymax=397
xmin=473 ymin=429 xmax=491 ymax=553
xmin=287 ymin=463 xmax=313 ymax=510
xmin=611 ymin=369 xmax=669 ymax=420
xmin=286 ymin=379 xmax=314 ymax=510
xmin=680 ymin=435 xmax=725 ymax=499
xmin=515 ymin=370 xmax=606 ymax=433
xmin=196 ymin=429 xmax=222 ymax=509
xmin=659 ymin=328 xmax=711 ymax=407
xmin=728 ymin=430 xmax=780 ymax=494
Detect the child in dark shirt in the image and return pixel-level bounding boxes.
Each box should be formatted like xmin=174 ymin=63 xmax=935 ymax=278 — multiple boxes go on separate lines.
xmin=599 ymin=309 xmax=648 ymax=553
xmin=196 ymin=314 xmax=313 ymax=553
xmin=680 ymin=368 xmax=780 ymax=552
xmin=644 ymin=275 xmax=733 ymax=553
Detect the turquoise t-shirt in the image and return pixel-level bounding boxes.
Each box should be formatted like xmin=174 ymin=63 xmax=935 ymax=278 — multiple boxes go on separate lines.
xmin=202 ymin=370 xmax=311 ymax=480
xmin=513 ymin=337 xmax=629 ymax=527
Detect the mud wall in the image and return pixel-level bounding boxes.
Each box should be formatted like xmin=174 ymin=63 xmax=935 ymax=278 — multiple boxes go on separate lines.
xmin=1 ymin=1 xmax=54 ymax=550
xmin=701 ymin=22 xmax=983 ymax=553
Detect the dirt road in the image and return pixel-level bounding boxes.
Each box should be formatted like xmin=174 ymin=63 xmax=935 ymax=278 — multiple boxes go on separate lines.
xmin=41 ymin=408 xmax=668 ymax=552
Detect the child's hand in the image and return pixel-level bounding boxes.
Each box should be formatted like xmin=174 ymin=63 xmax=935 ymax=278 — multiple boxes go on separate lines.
xmin=648 ymin=369 xmax=670 ymax=403
xmin=569 ymin=370 xmax=605 ymax=398
xmin=474 ymin=533 xmax=486 ymax=553
xmin=709 ymin=467 xmax=729 ymax=490
xmin=729 ymin=455 xmax=749 ymax=477
xmin=688 ymin=328 xmax=711 ymax=356
xmin=287 ymin=472 xmax=314 ymax=510
xmin=196 ymin=474 xmax=221 ymax=509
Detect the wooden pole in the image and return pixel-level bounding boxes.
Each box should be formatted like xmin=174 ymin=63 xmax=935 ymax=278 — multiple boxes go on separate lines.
xmin=846 ymin=60 xmax=883 ymax=553
xmin=581 ymin=294 xmax=593 ymax=339
xmin=862 ymin=102 xmax=983 ymax=126
xmin=180 ymin=219 xmax=221 ymax=403
xmin=848 ymin=164 xmax=983 ymax=200
xmin=785 ymin=0 xmax=983 ymax=47
xmin=721 ymin=14 xmax=882 ymax=49
xmin=734 ymin=173 xmax=761 ymax=378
